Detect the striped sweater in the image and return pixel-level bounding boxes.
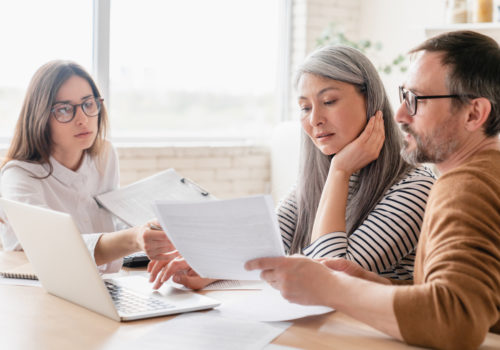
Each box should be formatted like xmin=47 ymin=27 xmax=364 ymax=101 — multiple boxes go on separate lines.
xmin=277 ymin=166 xmax=436 ymax=280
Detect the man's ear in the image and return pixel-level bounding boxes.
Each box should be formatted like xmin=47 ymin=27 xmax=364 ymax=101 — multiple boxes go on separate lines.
xmin=465 ymin=97 xmax=491 ymax=132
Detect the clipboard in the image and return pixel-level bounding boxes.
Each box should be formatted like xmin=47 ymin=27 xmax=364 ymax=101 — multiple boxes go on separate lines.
xmin=95 ymin=168 xmax=215 ymax=227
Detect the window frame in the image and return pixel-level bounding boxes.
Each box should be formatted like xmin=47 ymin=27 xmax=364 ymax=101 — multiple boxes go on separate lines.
xmin=92 ymin=0 xmax=292 ymax=144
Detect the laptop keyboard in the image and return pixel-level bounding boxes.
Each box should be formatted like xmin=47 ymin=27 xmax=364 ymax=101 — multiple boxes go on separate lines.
xmin=104 ymin=280 xmax=174 ymax=315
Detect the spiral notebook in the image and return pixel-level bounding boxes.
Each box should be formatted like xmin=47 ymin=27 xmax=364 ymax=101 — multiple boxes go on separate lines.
xmin=0 ymin=263 xmax=38 ymax=280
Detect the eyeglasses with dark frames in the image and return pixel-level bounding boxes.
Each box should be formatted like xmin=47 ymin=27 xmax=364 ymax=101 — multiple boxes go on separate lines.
xmin=51 ymin=97 xmax=103 ymax=123
xmin=399 ymin=86 xmax=462 ymax=117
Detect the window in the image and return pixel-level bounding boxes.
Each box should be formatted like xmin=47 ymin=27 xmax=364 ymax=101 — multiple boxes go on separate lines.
xmin=108 ymin=0 xmax=282 ymax=140
xmin=0 ymin=1 xmax=284 ymax=143
xmin=0 ymin=0 xmax=92 ymax=141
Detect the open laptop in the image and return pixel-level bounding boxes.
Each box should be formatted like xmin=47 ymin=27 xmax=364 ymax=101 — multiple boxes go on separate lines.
xmin=0 ymin=198 xmax=220 ymax=321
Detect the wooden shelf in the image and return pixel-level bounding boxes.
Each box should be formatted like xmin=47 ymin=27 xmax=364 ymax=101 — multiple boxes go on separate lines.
xmin=425 ymin=23 xmax=500 ymax=42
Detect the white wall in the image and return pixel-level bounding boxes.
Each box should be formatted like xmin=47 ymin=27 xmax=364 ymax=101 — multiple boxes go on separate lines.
xmin=117 ymin=144 xmax=270 ymax=199
xmin=357 ymin=0 xmax=447 ymax=107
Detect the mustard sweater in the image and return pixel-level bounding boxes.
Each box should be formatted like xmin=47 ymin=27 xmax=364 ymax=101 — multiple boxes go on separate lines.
xmin=393 ymin=150 xmax=500 ymax=350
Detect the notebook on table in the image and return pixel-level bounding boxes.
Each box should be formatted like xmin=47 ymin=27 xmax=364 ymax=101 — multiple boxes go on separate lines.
xmin=0 ymin=198 xmax=220 ymax=322
xmin=0 ymin=263 xmax=37 ymax=280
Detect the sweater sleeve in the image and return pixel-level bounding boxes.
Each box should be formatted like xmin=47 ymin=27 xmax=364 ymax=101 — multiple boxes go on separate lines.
xmin=393 ymin=169 xmax=500 ymax=350
xmin=303 ymin=169 xmax=435 ymax=278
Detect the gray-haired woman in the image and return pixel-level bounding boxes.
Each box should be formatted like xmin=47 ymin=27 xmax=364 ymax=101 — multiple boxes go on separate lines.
xmin=278 ymin=45 xmax=435 ymax=280
xmin=148 ymin=45 xmax=436 ymax=290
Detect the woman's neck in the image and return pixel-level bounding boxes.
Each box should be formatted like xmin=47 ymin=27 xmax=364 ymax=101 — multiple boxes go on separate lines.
xmin=51 ymin=150 xmax=85 ymax=171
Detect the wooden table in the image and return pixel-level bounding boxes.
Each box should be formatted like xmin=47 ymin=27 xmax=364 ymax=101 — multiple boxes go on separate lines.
xmin=1 ymin=251 xmax=499 ymax=349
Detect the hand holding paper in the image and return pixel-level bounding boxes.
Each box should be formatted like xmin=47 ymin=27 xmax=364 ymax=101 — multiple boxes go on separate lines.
xmin=153 ymin=195 xmax=285 ymax=281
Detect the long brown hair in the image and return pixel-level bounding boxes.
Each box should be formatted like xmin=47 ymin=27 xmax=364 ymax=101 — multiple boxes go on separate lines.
xmin=2 ymin=60 xmax=109 ymax=175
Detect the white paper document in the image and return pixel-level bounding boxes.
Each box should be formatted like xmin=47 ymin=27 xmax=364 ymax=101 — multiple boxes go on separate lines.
xmin=175 ymin=279 xmax=266 ymax=291
xmin=215 ymin=286 xmax=334 ymax=322
xmin=154 ymin=195 xmax=285 ymax=280
xmin=203 ymin=279 xmax=266 ymax=290
xmin=123 ymin=312 xmax=291 ymax=350
xmin=95 ymin=168 xmax=214 ymax=227
xmin=263 ymin=345 xmax=302 ymax=350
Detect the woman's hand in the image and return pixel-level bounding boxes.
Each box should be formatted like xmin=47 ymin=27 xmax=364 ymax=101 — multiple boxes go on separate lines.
xmin=136 ymin=220 xmax=176 ymax=260
xmin=311 ymin=112 xmax=384 ymax=240
xmin=331 ymin=110 xmax=385 ymax=175
xmin=148 ymin=256 xmax=216 ymax=290
xmin=317 ymin=257 xmax=390 ymax=285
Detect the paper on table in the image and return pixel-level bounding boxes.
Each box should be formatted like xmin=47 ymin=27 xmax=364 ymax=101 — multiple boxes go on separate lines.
xmin=173 ymin=279 xmax=266 ymax=291
xmin=122 ymin=312 xmax=291 ymax=350
xmin=263 ymin=345 xmax=302 ymax=350
xmin=95 ymin=169 xmax=214 ymax=227
xmin=215 ymin=286 xmax=334 ymax=322
xmin=153 ymin=195 xmax=285 ymax=280
xmin=203 ymin=279 xmax=266 ymax=290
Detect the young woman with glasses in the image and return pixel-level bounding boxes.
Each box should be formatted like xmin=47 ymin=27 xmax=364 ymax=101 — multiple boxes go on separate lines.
xmin=0 ymin=60 xmax=172 ymax=273
xmin=147 ymin=45 xmax=437 ymax=290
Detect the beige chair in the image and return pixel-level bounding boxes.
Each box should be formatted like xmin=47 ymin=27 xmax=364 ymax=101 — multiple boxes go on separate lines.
xmin=270 ymin=121 xmax=301 ymax=204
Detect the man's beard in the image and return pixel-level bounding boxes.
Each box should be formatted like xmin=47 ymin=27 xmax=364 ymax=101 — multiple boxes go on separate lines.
xmin=400 ymin=123 xmax=459 ymax=165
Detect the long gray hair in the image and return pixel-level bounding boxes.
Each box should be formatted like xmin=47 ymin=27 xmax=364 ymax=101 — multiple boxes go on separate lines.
xmin=290 ymin=45 xmax=412 ymax=254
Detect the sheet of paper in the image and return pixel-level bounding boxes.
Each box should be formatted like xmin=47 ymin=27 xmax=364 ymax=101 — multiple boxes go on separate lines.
xmin=204 ymin=279 xmax=266 ymax=290
xmin=174 ymin=279 xmax=266 ymax=291
xmin=215 ymin=286 xmax=334 ymax=322
xmin=263 ymin=345 xmax=302 ymax=350
xmin=95 ymin=169 xmax=213 ymax=227
xmin=122 ymin=312 xmax=291 ymax=350
xmin=154 ymin=195 xmax=285 ymax=280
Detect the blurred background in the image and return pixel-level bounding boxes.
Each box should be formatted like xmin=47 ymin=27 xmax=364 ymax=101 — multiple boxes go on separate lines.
xmin=0 ymin=0 xmax=498 ymax=200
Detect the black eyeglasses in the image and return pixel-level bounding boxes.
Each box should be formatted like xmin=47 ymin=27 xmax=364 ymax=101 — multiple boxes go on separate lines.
xmin=399 ymin=86 xmax=461 ymax=116
xmin=51 ymin=97 xmax=103 ymax=123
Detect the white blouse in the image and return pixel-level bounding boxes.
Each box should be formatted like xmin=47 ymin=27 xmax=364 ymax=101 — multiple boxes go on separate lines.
xmin=0 ymin=143 xmax=123 ymax=273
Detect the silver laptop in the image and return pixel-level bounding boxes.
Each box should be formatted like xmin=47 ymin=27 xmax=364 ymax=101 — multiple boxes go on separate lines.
xmin=0 ymin=198 xmax=220 ymax=321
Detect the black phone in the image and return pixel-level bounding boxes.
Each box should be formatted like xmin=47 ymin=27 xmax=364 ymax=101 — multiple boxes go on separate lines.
xmin=122 ymin=252 xmax=150 ymax=267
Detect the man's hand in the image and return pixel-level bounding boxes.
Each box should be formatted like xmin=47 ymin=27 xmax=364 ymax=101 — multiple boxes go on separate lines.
xmin=245 ymin=255 xmax=337 ymax=306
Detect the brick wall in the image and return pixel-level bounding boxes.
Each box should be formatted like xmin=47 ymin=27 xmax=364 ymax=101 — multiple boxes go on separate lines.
xmin=117 ymin=144 xmax=271 ymax=200
xmin=288 ymin=0 xmax=362 ymax=120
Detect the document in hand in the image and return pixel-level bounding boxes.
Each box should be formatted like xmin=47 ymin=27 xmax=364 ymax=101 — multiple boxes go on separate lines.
xmin=153 ymin=195 xmax=285 ymax=280
xmin=95 ymin=169 xmax=214 ymax=227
